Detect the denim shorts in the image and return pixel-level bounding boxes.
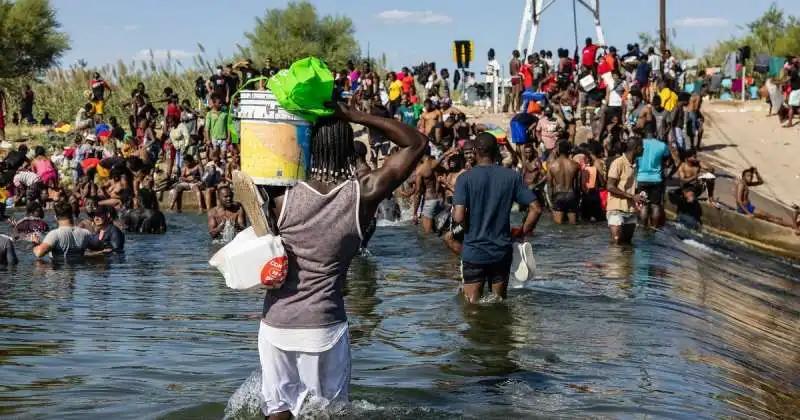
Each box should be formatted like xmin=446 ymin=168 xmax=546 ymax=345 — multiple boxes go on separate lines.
xmin=420 ymin=199 xmax=443 ymax=219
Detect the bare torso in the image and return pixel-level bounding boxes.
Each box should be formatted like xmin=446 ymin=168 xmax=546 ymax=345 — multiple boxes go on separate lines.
xmin=548 ymin=157 xmax=580 ymax=194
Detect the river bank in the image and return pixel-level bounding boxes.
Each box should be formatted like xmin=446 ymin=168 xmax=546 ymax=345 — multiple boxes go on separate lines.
xmin=700 ymin=102 xmax=800 ymax=215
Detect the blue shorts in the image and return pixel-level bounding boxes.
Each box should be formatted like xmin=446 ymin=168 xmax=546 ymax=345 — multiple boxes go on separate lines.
xmin=738 ymin=202 xmax=755 ymax=215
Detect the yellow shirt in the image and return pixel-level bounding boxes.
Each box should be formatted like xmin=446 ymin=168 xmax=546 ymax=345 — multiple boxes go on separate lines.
xmin=606 ymin=154 xmax=636 ymax=213
xmin=659 ymin=88 xmax=678 ymax=112
xmin=389 ymin=80 xmax=403 ymax=101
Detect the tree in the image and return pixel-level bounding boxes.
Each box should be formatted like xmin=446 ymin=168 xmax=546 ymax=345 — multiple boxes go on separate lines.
xmin=0 ymin=0 xmax=69 ymax=78
xmin=701 ymin=3 xmax=800 ymax=69
xmin=245 ymin=1 xmax=359 ymax=70
xmin=637 ymin=30 xmax=693 ymax=59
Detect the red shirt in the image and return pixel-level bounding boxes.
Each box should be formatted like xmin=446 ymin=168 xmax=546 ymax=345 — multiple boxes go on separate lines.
xmin=402 ymin=75 xmax=415 ymax=94
xmin=81 ymin=157 xmax=100 ymax=171
xmin=521 ymin=63 xmax=534 ymax=89
xmin=582 ymin=45 xmax=598 ymax=67
xmin=166 ymin=104 xmax=181 ymax=121
xmin=540 ymin=75 xmax=557 ymax=93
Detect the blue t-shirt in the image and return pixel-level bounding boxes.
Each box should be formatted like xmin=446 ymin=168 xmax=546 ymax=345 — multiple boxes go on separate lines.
xmin=397 ymin=105 xmax=418 ymax=127
xmin=635 ymin=61 xmax=651 ymax=85
xmin=453 ymin=165 xmax=537 ymax=264
xmin=636 ymin=138 xmax=671 ymax=183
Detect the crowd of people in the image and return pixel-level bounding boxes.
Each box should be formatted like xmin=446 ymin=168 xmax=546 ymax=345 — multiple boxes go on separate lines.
xmin=0 ymin=58 xmax=289 ymax=262
xmin=3 ymin=41 xmax=800 ymax=419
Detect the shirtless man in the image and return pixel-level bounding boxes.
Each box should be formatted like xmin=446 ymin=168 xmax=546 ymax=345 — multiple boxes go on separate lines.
xmin=627 ymin=89 xmax=652 ymax=137
xmin=410 ymin=149 xmax=446 ymax=234
xmin=686 ymin=92 xmax=704 ymax=150
xmin=438 ymin=149 xmax=466 ymax=203
xmin=678 ymin=150 xmax=715 ymax=203
xmin=736 ymin=167 xmax=800 ymax=234
xmin=207 ymin=186 xmax=246 ymax=239
xmin=418 ymin=99 xmax=442 ymax=139
xmin=520 ymin=143 xmax=545 ymax=191
xmin=547 ymin=141 xmax=581 ymax=224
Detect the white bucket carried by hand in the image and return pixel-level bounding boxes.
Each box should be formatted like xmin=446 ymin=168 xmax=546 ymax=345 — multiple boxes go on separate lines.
xmin=209 ymin=227 xmax=288 ymax=290
xmin=510 ymin=242 xmax=536 ymax=282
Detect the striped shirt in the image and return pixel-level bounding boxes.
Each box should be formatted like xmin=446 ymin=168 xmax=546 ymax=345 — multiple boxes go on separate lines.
xmin=13 ymin=171 xmax=40 ymax=187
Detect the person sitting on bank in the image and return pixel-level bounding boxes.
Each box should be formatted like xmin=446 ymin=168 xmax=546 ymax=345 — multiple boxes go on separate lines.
xmin=677 ymin=149 xmax=715 ymax=205
xmin=736 ymin=167 xmax=800 ymax=235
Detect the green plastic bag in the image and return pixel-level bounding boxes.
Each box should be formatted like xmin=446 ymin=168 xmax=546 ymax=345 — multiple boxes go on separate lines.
xmin=267 ymin=57 xmax=334 ymax=122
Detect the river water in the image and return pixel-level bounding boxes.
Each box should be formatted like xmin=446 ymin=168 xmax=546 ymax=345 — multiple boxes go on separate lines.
xmin=1 ymin=212 xmax=799 ymax=419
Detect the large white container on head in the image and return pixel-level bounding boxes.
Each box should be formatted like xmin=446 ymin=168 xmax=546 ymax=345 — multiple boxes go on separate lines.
xmin=237 ymin=90 xmax=311 ymax=186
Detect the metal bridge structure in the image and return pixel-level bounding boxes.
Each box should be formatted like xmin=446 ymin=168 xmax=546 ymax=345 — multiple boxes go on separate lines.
xmin=516 ymin=0 xmax=606 ymax=54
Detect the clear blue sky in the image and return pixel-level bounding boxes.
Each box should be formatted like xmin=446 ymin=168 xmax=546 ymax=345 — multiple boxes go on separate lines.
xmin=52 ymin=0 xmax=800 ymax=72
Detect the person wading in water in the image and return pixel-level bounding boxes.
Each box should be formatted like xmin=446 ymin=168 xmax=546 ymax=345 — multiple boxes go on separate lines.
xmin=606 ymin=137 xmax=644 ymax=244
xmin=547 ymin=141 xmax=581 ymax=224
xmin=252 ymin=102 xmax=426 ymax=419
xmin=207 ymin=186 xmax=246 ymax=240
xmin=452 ymin=133 xmax=543 ymax=303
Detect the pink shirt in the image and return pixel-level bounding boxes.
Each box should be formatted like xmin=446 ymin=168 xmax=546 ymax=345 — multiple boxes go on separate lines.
xmin=536 ymin=118 xmax=560 ymax=150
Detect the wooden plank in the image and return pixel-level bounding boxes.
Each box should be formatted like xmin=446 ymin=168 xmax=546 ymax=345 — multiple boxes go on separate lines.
xmin=232 ymin=170 xmax=270 ymax=236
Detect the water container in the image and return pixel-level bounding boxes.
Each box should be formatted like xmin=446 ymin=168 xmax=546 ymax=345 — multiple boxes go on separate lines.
xmin=237 ymin=90 xmax=311 ymax=186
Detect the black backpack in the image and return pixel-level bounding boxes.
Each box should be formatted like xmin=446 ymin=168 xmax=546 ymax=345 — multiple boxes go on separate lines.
xmin=195 ymin=79 xmax=207 ymax=100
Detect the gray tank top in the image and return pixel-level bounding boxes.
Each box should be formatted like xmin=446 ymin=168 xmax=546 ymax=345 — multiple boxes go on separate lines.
xmin=262 ymin=181 xmax=363 ymax=328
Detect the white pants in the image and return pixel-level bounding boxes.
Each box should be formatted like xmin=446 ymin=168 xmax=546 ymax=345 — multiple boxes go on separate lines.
xmin=258 ymin=322 xmax=351 ymax=417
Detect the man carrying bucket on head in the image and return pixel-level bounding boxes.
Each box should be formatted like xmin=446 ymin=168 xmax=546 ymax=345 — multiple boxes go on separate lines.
xmin=246 ymin=100 xmax=426 ymax=418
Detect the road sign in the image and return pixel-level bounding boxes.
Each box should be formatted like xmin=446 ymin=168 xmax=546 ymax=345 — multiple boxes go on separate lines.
xmin=452 ymin=40 xmax=474 ymax=69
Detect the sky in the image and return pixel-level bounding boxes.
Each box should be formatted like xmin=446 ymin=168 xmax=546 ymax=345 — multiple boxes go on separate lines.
xmin=52 ymin=0 xmax=800 ymax=73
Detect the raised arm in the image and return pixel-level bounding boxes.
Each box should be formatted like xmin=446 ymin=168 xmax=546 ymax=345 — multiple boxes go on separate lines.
xmin=331 ymin=102 xmax=427 ymax=212
xmin=752 ymin=169 xmax=764 ymax=186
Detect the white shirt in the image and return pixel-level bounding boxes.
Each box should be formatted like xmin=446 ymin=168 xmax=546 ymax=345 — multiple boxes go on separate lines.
xmin=486 ymin=59 xmax=500 ymax=83
xmin=665 ymin=57 xmax=677 ymax=78
xmin=648 ymin=54 xmax=662 ymax=73
xmin=261 ymin=321 xmax=347 ymax=352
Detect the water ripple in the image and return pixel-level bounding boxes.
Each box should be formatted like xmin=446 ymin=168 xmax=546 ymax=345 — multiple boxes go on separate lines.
xmin=0 ymin=214 xmax=799 ymax=419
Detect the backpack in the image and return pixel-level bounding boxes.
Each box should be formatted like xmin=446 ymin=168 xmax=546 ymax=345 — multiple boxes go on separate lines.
xmin=195 ymin=80 xmax=207 ymax=100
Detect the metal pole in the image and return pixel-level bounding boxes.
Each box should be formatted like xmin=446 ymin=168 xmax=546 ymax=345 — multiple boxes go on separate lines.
xmin=741 ymin=61 xmax=746 ymax=103
xmin=518 ymin=0 xmax=533 ymax=55
xmin=659 ymin=0 xmax=667 ymax=56
xmin=572 ymin=0 xmax=579 ymax=53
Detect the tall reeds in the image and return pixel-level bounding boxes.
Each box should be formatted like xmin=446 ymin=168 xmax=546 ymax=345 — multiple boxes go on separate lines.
xmin=2 ymin=45 xmax=223 ymax=126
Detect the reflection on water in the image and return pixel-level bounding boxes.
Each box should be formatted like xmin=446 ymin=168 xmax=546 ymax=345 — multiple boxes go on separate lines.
xmin=1 ymin=213 xmax=799 ymax=419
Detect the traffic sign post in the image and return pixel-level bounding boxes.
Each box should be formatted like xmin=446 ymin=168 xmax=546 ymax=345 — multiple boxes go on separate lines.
xmin=452 ymin=40 xmax=474 ymax=69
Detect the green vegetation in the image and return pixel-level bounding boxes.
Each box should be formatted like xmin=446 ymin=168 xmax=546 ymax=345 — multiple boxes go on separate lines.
xmin=702 ymin=3 xmax=800 ymax=70
xmin=0 ymin=0 xmax=361 ymax=139
xmin=245 ymin=1 xmax=359 ymax=70
xmin=0 ymin=0 xmax=69 ymax=78
xmin=636 ymin=30 xmax=694 ymax=60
